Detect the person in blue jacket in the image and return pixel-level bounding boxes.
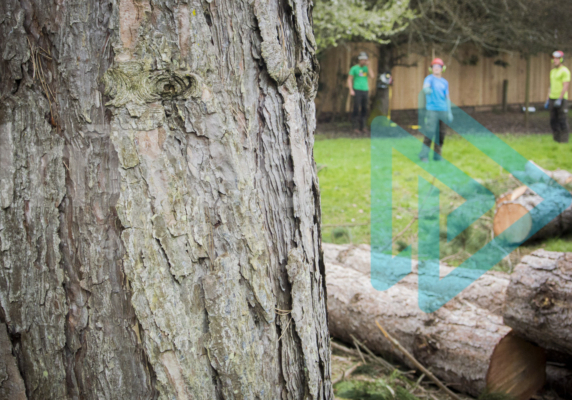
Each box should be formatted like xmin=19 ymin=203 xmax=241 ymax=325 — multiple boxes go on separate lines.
xmin=419 ymin=58 xmax=453 ymax=162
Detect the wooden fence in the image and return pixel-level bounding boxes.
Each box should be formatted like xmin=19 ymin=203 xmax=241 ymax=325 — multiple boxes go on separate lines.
xmin=316 ymin=43 xmax=572 ymax=115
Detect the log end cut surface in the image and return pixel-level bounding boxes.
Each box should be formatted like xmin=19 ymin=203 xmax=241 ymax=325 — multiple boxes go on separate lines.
xmin=486 ymin=332 xmax=546 ymax=400
xmin=494 ymin=203 xmax=532 ymax=243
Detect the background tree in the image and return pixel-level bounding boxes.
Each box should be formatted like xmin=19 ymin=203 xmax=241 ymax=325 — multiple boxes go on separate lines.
xmin=314 ymin=0 xmax=414 ymax=120
xmin=408 ymin=0 xmax=572 ymax=55
xmin=0 ymin=0 xmax=332 ymax=398
xmin=313 ymin=0 xmax=414 ymax=54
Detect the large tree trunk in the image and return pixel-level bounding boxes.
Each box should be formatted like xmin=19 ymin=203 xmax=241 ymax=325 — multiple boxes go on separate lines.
xmin=324 ymin=244 xmax=546 ymax=400
xmin=503 ymin=250 xmax=572 ymax=357
xmin=0 ymin=1 xmax=332 ymax=399
xmin=367 ymin=44 xmax=392 ymax=125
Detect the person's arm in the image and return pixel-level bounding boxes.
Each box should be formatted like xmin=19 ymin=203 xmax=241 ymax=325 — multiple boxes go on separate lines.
xmin=347 ymin=72 xmax=355 ymax=96
xmin=447 ymin=93 xmax=453 ymax=122
xmin=554 ymin=70 xmax=570 ymax=107
xmin=422 ymin=78 xmax=432 ymax=95
xmin=560 ymin=82 xmax=570 ymax=99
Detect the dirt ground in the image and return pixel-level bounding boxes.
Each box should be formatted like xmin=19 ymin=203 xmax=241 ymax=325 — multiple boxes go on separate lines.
xmin=317 ymin=107 xmax=555 ymax=138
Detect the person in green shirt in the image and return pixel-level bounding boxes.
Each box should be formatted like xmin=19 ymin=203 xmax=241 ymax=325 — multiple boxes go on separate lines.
xmin=545 ymin=51 xmax=571 ymax=143
xmin=347 ymin=52 xmax=375 ymax=133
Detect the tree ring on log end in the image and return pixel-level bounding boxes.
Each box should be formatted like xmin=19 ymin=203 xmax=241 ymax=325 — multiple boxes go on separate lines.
xmin=486 ymin=332 xmax=546 ymax=400
xmin=493 ymin=203 xmax=532 ymax=243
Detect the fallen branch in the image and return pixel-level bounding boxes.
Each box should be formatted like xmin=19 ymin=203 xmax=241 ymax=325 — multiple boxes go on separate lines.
xmin=331 ymin=341 xmax=359 ymax=357
xmin=332 ymin=362 xmax=362 ymax=385
xmin=376 ymin=321 xmax=462 ymax=400
xmin=353 ymin=338 xmax=366 ymax=364
xmin=349 ymin=334 xmax=396 ymax=373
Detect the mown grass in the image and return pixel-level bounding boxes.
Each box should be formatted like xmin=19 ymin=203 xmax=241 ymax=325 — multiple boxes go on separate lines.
xmin=315 ymin=132 xmax=572 ymax=263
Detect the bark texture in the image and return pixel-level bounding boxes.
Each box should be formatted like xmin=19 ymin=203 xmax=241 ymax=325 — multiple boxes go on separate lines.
xmin=0 ymin=323 xmax=26 ymax=400
xmin=324 ymin=244 xmax=546 ymax=399
xmin=0 ymin=0 xmax=331 ymax=399
xmin=503 ymin=250 xmax=572 ymax=357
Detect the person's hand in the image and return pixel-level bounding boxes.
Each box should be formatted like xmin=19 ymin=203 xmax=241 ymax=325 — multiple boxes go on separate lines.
xmin=545 ymin=99 xmax=550 ymax=109
xmin=555 ymin=98 xmax=563 ymax=108
xmin=423 ymin=86 xmax=433 ymax=95
xmin=350 ymin=89 xmax=355 ymax=97
xmin=448 ymin=112 xmax=454 ymax=123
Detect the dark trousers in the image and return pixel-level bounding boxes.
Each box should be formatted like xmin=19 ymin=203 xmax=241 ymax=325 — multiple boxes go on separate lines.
xmin=550 ymin=99 xmax=569 ymax=143
xmin=352 ymin=90 xmax=369 ymax=131
xmin=420 ymin=110 xmax=447 ymax=160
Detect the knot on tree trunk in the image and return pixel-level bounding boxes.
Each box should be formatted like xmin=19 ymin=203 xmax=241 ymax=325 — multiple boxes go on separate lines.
xmin=103 ymin=61 xmax=202 ymax=107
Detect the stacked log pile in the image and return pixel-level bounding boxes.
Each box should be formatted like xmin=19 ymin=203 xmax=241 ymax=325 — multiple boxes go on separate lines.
xmin=324 ymin=243 xmax=572 ymax=400
xmin=503 ymin=250 xmax=572 ymax=399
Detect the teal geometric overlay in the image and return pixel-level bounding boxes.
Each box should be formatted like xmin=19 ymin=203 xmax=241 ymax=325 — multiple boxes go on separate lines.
xmin=371 ymin=102 xmax=572 ymax=313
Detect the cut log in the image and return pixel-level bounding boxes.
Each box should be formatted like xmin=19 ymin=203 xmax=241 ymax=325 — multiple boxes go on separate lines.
xmin=493 ymin=184 xmax=572 ymax=244
xmin=503 ymin=250 xmax=572 ymax=357
xmin=324 ymin=244 xmax=546 ymax=399
xmin=325 ymin=243 xmax=509 ymax=315
xmin=529 ymin=161 xmax=572 ymax=187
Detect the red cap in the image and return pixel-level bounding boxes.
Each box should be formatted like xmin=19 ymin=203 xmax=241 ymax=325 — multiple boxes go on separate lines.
xmin=431 ymin=58 xmax=445 ymax=67
xmin=553 ymin=51 xmax=565 ymax=59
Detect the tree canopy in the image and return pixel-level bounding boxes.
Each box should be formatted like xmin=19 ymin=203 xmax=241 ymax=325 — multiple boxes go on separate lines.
xmin=313 ymin=0 xmax=414 ymax=53
xmin=313 ymin=0 xmax=572 ymax=56
xmin=408 ymin=0 xmax=572 ymax=55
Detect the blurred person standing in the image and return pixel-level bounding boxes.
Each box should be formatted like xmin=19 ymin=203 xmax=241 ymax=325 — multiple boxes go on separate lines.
xmin=419 ymin=58 xmax=453 ymax=162
xmin=348 ymin=52 xmax=375 ymax=134
xmin=545 ymin=51 xmax=570 ymax=143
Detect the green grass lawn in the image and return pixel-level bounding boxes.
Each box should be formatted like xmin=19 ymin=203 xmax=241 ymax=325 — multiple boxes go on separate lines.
xmin=315 ymin=132 xmax=572 ymax=264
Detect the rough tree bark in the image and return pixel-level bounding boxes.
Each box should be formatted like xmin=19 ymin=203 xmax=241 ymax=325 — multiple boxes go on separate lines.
xmin=0 ymin=0 xmax=332 ymax=399
xmin=503 ymin=250 xmax=572 ymax=357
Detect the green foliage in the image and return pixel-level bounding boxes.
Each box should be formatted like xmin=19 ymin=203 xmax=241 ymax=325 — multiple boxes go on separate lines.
xmin=394 ymin=386 xmax=422 ymax=400
xmin=335 ymin=379 xmax=420 ymax=400
xmin=353 ymin=363 xmax=381 ymax=377
xmin=331 ymin=227 xmax=352 ymax=244
xmin=313 ymin=0 xmax=414 ymax=53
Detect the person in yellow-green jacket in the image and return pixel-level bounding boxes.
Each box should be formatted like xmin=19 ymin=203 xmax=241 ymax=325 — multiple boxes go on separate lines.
xmin=347 ymin=52 xmax=375 ymax=133
xmin=545 ymin=51 xmax=571 ymax=143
